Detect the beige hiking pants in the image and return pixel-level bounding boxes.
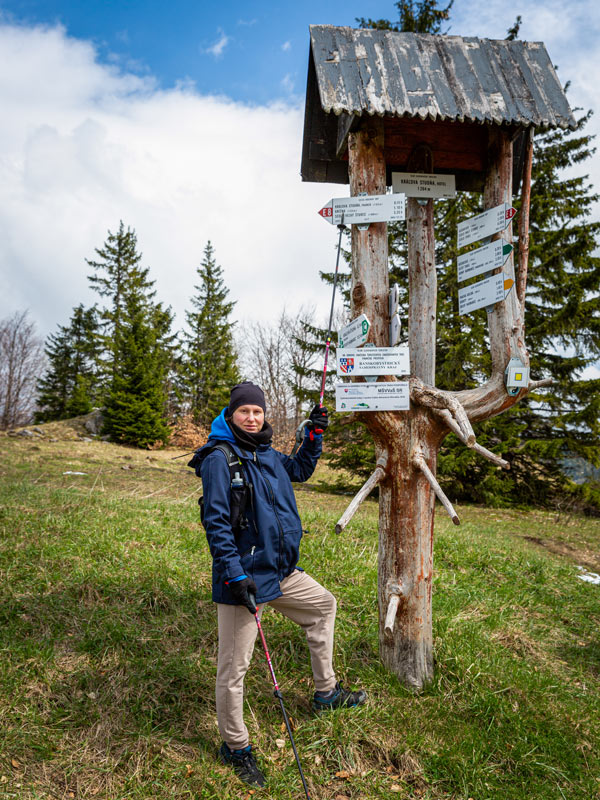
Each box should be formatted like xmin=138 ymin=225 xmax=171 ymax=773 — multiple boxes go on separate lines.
xmin=215 ymin=569 xmax=337 ymax=750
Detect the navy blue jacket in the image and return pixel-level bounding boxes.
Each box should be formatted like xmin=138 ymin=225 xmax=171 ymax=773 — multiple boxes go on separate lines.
xmin=192 ymin=409 xmax=322 ymax=605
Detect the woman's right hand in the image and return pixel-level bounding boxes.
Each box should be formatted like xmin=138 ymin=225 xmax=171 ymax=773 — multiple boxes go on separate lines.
xmin=229 ymin=577 xmax=258 ymax=613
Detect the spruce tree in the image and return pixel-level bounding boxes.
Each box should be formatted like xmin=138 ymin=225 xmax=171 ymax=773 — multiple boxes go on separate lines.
xmin=323 ymin=2 xmax=600 ymax=508
xmin=182 ymin=242 xmax=239 ymax=427
xmin=87 ymin=222 xmax=172 ymax=447
xmin=35 ymin=305 xmax=101 ymax=422
xmin=102 ymin=289 xmax=170 ymax=447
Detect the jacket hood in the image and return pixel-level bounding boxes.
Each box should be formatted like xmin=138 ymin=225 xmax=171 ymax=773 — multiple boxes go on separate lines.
xmin=188 ymin=408 xmax=237 ymax=473
xmin=207 ymin=408 xmax=235 ymax=445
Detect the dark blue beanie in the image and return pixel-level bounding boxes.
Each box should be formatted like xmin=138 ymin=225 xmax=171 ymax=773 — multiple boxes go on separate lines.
xmin=227 ymin=381 xmax=266 ymax=416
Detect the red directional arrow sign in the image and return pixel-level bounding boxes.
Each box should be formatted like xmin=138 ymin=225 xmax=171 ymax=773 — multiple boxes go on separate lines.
xmin=318 ymin=194 xmax=405 ymax=226
xmin=457 ymin=203 xmax=518 ymax=248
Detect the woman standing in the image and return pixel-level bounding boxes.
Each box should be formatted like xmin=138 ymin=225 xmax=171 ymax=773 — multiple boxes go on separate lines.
xmin=190 ymin=381 xmax=366 ymax=788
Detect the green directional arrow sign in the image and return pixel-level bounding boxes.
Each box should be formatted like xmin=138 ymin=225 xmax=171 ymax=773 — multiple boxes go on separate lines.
xmin=503 ymin=243 xmax=514 ymax=258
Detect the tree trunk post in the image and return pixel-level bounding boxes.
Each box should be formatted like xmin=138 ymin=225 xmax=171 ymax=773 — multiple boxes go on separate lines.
xmin=348 ymin=121 xmax=442 ymax=689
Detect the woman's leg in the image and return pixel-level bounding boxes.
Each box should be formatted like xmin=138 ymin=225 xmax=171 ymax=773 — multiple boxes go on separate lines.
xmin=215 ymin=602 xmax=263 ymax=749
xmin=269 ymin=570 xmax=337 ymax=693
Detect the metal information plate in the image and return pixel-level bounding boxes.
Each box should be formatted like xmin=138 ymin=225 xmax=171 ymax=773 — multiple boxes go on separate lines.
xmin=319 ymin=194 xmax=406 ymax=226
xmin=336 ymin=346 xmax=410 ymax=377
xmin=338 ymin=314 xmax=370 ymax=349
xmin=458 ymin=274 xmax=505 ymax=315
xmin=392 ymin=172 xmax=456 ymax=198
xmin=457 ymin=240 xmax=513 ymax=282
xmin=336 ymin=382 xmax=410 ymax=411
xmin=457 ymin=203 xmax=516 ymax=249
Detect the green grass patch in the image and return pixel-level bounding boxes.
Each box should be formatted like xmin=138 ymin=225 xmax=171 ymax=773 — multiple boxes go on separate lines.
xmin=0 ymin=434 xmax=599 ymax=799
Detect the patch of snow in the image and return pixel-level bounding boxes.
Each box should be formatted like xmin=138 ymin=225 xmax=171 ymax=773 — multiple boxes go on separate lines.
xmin=63 ymin=471 xmax=87 ymax=475
xmin=576 ymin=566 xmax=600 ymax=585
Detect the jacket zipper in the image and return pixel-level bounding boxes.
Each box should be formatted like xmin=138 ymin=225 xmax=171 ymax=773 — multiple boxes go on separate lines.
xmin=255 ymin=451 xmax=285 ymax=577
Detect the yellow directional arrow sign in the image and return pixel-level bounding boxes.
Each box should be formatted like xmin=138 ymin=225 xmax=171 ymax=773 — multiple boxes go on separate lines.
xmin=503 ymin=278 xmax=514 ymax=291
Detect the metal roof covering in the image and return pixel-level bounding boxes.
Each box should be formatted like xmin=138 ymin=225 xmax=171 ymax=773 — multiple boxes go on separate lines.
xmin=309 ymin=26 xmax=576 ymax=130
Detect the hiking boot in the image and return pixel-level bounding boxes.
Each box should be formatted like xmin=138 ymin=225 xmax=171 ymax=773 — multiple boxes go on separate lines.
xmin=219 ymin=742 xmax=266 ymax=787
xmin=312 ymin=681 xmax=367 ymax=712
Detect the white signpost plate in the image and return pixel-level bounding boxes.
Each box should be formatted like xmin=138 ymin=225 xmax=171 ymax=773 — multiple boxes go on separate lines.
xmin=319 ymin=194 xmax=406 ymax=226
xmin=392 ymin=172 xmax=456 ymax=198
xmin=458 ymin=274 xmax=505 ymax=314
xmin=336 ymin=346 xmax=410 ymax=377
xmin=457 ymin=240 xmax=514 ymax=282
xmin=457 ymin=203 xmax=517 ymax=249
xmin=336 ymin=382 xmax=410 ymax=411
xmin=338 ymin=314 xmax=370 ymax=349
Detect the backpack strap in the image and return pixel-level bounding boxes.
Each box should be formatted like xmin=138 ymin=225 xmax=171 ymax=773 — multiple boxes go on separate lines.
xmin=198 ymin=441 xmax=253 ymax=534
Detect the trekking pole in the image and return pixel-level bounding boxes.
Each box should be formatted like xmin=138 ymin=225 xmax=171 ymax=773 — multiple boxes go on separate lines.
xmin=290 ymin=214 xmax=346 ymax=457
xmin=248 ymin=593 xmax=311 ymax=800
xmin=319 ymin=213 xmax=346 ymax=408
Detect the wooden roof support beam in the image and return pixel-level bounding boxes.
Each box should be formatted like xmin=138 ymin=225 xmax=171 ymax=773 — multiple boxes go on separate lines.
xmin=516 ymin=128 xmax=534 ymax=313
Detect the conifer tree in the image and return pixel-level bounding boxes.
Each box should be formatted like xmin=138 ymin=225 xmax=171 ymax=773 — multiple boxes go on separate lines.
xmin=87 ymin=222 xmax=173 ymax=446
xmin=102 ymin=289 xmax=170 ymax=447
xmin=35 ymin=305 xmax=101 ymax=422
xmin=182 ymin=242 xmax=239 ymax=427
xmin=323 ymin=1 xmax=600 ymax=508
xmin=86 ymin=221 xmax=156 ymax=388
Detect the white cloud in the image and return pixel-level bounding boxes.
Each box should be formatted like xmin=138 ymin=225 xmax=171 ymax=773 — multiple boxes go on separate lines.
xmin=203 ymin=28 xmax=230 ymax=58
xmin=281 ymin=72 xmax=295 ymax=93
xmin=282 ymin=40 xmax=291 ymax=52
xmin=0 ymin=21 xmax=340 ymax=340
xmin=451 ymin=0 xmax=600 ymax=221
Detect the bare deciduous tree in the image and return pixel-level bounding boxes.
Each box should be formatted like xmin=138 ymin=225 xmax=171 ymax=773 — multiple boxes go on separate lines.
xmin=0 ymin=310 xmax=45 ymax=430
xmin=239 ymin=306 xmax=318 ymax=441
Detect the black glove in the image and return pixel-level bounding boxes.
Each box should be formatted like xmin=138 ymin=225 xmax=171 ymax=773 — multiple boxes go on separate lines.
xmin=307 ymin=404 xmax=329 ymax=435
xmin=228 ymin=577 xmax=258 ymax=613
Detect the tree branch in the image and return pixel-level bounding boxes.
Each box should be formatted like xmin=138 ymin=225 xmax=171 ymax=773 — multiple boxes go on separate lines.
xmin=432 ymin=408 xmax=510 ymax=470
xmin=335 ymin=452 xmax=388 ymax=534
xmin=410 ymin=378 xmax=475 ymax=446
xmin=412 ymin=447 xmax=460 ymax=525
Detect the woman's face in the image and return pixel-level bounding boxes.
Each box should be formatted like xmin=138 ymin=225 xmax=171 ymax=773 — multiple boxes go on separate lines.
xmin=232 ymin=404 xmax=265 ymax=433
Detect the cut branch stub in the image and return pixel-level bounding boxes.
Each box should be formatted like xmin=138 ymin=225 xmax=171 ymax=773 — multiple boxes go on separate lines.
xmin=412 ymin=448 xmax=460 ymax=525
xmin=383 ymin=580 xmax=406 ymax=638
xmin=335 ymin=453 xmax=388 ymax=535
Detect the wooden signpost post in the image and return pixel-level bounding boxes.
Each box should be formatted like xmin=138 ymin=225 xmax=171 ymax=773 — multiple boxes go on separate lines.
xmin=302 ymin=26 xmax=575 ymax=690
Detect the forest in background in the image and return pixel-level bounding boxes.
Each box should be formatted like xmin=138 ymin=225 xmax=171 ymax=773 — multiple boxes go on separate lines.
xmin=1 ymin=1 xmax=599 ymax=512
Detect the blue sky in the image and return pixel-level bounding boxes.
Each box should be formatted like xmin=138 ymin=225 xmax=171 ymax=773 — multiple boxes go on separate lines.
xmin=1 ymin=1 xmax=401 ymax=101
xmin=0 ymin=0 xmax=598 ymax=385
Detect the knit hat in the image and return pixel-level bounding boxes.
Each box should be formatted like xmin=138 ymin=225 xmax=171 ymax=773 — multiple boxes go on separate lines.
xmin=227 ymin=381 xmax=266 ymax=417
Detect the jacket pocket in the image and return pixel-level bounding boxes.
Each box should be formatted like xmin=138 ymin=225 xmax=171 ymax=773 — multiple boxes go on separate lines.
xmin=240 ymin=545 xmax=257 ymax=577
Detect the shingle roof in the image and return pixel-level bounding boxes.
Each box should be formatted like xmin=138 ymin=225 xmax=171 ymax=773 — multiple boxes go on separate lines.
xmin=309 ymin=26 xmax=576 ymax=129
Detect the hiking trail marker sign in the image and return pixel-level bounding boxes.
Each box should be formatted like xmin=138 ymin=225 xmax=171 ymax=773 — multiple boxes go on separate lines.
xmin=319 ymin=194 xmax=406 ymax=226
xmin=335 ymin=382 xmax=410 ymax=411
xmin=338 ymin=314 xmax=370 ymax=349
xmin=392 ymin=172 xmax=456 ymax=198
xmin=457 ymin=240 xmax=514 ymax=282
xmin=458 ymin=274 xmax=515 ymax=315
xmin=457 ymin=203 xmax=516 ymax=248
xmin=336 ymin=346 xmax=410 ymax=377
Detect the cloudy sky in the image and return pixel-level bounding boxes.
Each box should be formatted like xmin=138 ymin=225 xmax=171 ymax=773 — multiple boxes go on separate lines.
xmin=1 ymin=0 xmax=598 ymax=347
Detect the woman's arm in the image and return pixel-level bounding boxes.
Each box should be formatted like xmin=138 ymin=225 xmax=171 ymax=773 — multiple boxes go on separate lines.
xmin=200 ymin=450 xmax=245 ymax=582
xmin=276 ymin=430 xmax=322 ymax=483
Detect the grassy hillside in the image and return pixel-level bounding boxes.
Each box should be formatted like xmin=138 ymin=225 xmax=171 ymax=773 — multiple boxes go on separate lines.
xmin=0 ymin=433 xmax=599 ymax=799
